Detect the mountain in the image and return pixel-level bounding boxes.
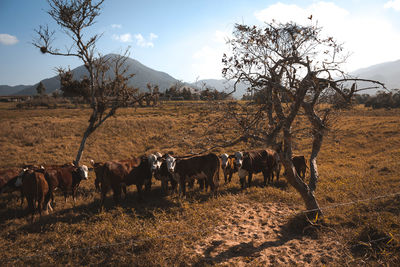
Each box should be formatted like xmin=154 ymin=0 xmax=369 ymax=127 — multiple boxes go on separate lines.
xmin=2 ymin=56 xmax=400 ymax=96
xmin=0 ymin=85 xmax=31 ymax=95
xmin=191 ymin=79 xmax=250 ymax=99
xmin=350 ymin=59 xmax=400 ymax=93
xmin=10 ymin=54 xmax=178 ymax=96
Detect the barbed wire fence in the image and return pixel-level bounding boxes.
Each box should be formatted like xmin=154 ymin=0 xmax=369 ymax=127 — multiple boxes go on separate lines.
xmin=1 ymin=190 xmax=399 ymax=264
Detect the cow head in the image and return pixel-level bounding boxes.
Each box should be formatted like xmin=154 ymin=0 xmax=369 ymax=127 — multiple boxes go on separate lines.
xmin=220 ymin=153 xmax=229 ymax=169
xmin=148 ymin=152 xmax=163 ymax=172
xmin=78 ymin=165 xmax=89 ymax=180
xmin=165 ymin=154 xmax=176 ymax=173
xmin=234 ymin=151 xmax=244 ymax=168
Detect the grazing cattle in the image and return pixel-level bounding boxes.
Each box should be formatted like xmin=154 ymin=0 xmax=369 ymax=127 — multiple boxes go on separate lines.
xmin=235 ymin=149 xmax=278 ymax=188
xmin=100 ymin=154 xmax=162 ymax=208
xmin=292 ymin=155 xmax=307 ymax=180
xmin=43 ymin=164 xmax=89 ymax=209
xmin=165 ymin=153 xmax=220 ymax=196
xmin=220 ymin=154 xmax=237 ymax=183
xmin=21 ymin=169 xmax=49 ymax=222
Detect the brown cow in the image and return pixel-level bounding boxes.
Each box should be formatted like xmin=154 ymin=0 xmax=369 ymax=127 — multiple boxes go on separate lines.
xmin=21 ymin=169 xmax=49 ymax=222
xmin=165 ymin=153 xmax=220 ymax=196
xmin=292 ymin=155 xmax=307 ymax=180
xmin=43 ymin=164 xmax=89 ymax=209
xmin=235 ymin=149 xmax=278 ymax=188
xmin=99 ymin=153 xmax=162 ymax=208
xmin=99 ymin=157 xmax=141 ymax=208
xmin=220 ymin=153 xmax=237 ymax=183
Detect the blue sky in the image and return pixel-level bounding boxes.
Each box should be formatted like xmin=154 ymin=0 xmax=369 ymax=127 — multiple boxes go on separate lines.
xmin=1 ymin=0 xmax=400 ymax=86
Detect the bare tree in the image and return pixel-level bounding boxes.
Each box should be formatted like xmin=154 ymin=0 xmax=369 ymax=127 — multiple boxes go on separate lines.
xmin=33 ymin=0 xmax=140 ymax=165
xmin=218 ymin=21 xmax=384 ymax=216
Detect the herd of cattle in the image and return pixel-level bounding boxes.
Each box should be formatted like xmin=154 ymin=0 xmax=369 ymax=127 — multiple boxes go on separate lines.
xmin=0 ymin=149 xmax=308 ymax=221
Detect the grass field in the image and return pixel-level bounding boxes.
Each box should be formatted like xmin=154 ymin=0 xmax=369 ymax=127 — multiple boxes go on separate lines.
xmin=0 ymin=101 xmax=399 ymax=265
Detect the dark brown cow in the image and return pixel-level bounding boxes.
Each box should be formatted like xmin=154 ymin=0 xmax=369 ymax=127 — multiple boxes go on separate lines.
xmin=235 ymin=149 xmax=278 ymax=188
xmin=21 ymin=169 xmax=49 ymax=222
xmin=43 ymin=164 xmax=89 ymax=209
xmin=165 ymin=153 xmax=220 ymax=196
xmin=292 ymin=155 xmax=307 ymax=180
xmin=100 ymin=155 xmax=156 ymax=208
xmin=220 ymin=154 xmax=237 ymax=183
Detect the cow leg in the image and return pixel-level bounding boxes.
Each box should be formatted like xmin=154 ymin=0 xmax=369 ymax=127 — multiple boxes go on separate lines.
xmin=136 ymin=183 xmax=143 ymax=201
xmin=276 ymin=164 xmax=281 ymax=181
xmin=247 ymin=173 xmax=253 ymax=188
xmin=262 ymin=170 xmax=268 ymax=187
xmin=180 ymin=177 xmax=186 ymax=197
xmin=145 ymin=178 xmax=152 ymax=192
xmin=26 ymin=196 xmax=34 ymax=223
xmin=223 ymin=170 xmax=228 ymax=183
xmin=72 ymin=189 xmax=77 ymax=207
xmin=112 ymin=186 xmax=121 ymax=205
xmin=228 ymin=172 xmax=233 ymax=183
xmin=198 ymin=179 xmax=205 ymax=191
xmin=171 ymin=179 xmax=178 ymax=194
xmin=120 ymin=183 xmax=127 ymax=200
xmin=188 ymin=180 xmax=194 ymax=189
xmin=20 ymin=189 xmax=24 ymax=207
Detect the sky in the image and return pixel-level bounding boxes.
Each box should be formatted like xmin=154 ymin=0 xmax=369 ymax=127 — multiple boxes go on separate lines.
xmin=1 ymin=0 xmax=400 ymax=86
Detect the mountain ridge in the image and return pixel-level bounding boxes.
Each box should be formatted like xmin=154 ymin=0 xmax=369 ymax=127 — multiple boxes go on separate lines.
xmin=2 ymin=56 xmax=400 ymax=97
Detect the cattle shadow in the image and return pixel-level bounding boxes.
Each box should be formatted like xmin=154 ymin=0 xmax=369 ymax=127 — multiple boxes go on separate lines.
xmin=0 ymin=193 xmax=26 ymax=224
xmin=192 ymin=214 xmax=317 ymax=266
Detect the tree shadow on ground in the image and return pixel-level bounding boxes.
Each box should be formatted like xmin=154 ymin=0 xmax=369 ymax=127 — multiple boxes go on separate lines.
xmin=192 ymin=213 xmax=316 ymax=266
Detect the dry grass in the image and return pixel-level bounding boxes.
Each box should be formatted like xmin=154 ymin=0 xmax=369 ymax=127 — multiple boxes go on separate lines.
xmin=0 ymin=102 xmax=399 ymax=265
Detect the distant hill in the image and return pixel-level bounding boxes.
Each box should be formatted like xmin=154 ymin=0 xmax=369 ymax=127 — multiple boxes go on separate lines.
xmin=191 ymin=79 xmax=250 ymax=99
xmin=350 ymin=59 xmax=400 ymax=93
xmin=0 ymin=85 xmax=31 ymax=95
xmin=9 ymin=54 xmax=179 ymax=96
xmin=2 ymin=57 xmax=400 ymax=96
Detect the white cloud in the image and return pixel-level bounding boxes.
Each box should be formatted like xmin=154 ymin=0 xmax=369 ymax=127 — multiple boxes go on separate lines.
xmin=134 ymin=33 xmax=158 ymax=48
xmin=384 ymin=0 xmax=400 ymax=11
xmin=0 ymin=33 xmax=18 ymax=45
xmin=149 ymin=33 xmax=158 ymax=40
xmin=112 ymin=33 xmax=133 ymax=43
xmin=191 ymin=30 xmax=232 ymax=80
xmin=111 ymin=24 xmax=122 ymax=29
xmin=254 ymin=2 xmax=400 ymax=72
xmin=214 ymin=30 xmax=231 ymax=43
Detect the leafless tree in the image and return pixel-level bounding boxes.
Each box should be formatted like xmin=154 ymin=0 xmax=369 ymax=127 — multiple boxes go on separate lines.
xmin=218 ymin=21 xmax=384 ymax=216
xmin=33 ymin=0 xmax=141 ymax=165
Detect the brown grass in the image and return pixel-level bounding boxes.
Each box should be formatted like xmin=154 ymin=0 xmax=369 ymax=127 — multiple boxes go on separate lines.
xmin=0 ymin=102 xmax=399 ymax=265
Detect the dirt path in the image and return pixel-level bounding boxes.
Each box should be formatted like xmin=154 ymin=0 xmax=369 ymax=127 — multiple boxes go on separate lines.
xmin=193 ymin=202 xmax=344 ymax=266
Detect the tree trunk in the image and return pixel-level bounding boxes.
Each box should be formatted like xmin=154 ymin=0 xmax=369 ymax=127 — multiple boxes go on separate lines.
xmin=282 ymin=128 xmax=322 ymax=217
xmin=302 ymin=103 xmax=327 ymax=192
xmin=74 ymin=119 xmax=94 ymax=166
xmin=309 ymin=128 xmax=324 ymax=192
